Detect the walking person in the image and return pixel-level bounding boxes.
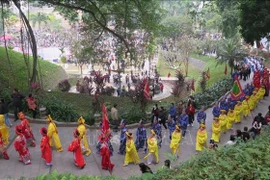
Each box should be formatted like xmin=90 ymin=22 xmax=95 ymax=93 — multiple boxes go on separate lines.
xmin=135 ymin=120 xmax=147 ymax=152
xmin=111 ymin=104 xmax=119 ymax=132
xmin=26 ymin=94 xmax=38 ymax=119
xmin=0 ymin=99 xmax=12 ymax=127
xmin=197 ymin=106 xmax=206 ymax=124
xmin=159 ymin=106 xmax=167 ymax=129
xmin=178 ymin=110 xmax=189 ymax=139
xmin=11 ymin=88 xmax=25 ymax=121
xmin=167 ymin=115 xmax=176 ymax=140
xmin=123 ymin=132 xmax=140 ymax=167
xmin=68 ymin=129 xmax=85 ymax=169
xmin=186 ymin=103 xmax=195 ymax=126
xmin=39 ymin=127 xmax=52 ymax=166
xmin=152 ymin=117 xmax=162 ymax=148
xmin=170 ymin=125 xmax=182 ymax=158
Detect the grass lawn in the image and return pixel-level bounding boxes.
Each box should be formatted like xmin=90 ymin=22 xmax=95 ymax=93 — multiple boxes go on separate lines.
xmin=0 ymin=47 xmax=68 ymax=92
xmin=157 ymin=54 xmax=201 ymax=79
xmin=190 ymin=53 xmax=230 ymax=91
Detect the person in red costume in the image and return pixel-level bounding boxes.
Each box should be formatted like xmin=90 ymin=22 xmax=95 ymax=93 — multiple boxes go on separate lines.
xmin=100 ymin=136 xmax=114 ymax=172
xmin=0 ymin=131 xmax=9 ymax=160
xmin=262 ymin=68 xmax=270 ymax=96
xmin=18 ymin=112 xmax=35 ymax=147
xmin=14 ymin=125 xmax=31 ymax=165
xmin=40 ymin=127 xmax=52 ymax=166
xmin=253 ymin=70 xmax=261 ymax=89
xmin=68 ymin=129 xmax=85 ymax=169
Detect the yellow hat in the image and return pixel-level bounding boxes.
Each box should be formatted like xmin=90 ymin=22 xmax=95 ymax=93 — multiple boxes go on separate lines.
xmin=253 ymin=91 xmax=257 ymax=94
xmin=237 ymin=101 xmax=242 ymax=103
xmin=245 ymin=96 xmax=250 ymax=99
xmin=125 ymin=131 xmax=133 ymax=138
xmin=221 ymin=110 xmax=226 ymax=113
xmin=151 ymin=130 xmax=156 ymax=135
xmin=214 ymin=117 xmax=219 ymax=121
xmin=78 ymin=116 xmax=85 ymax=124
xmin=46 ymin=115 xmax=53 ymax=122
xmin=200 ymin=124 xmax=206 ymax=128
xmin=176 ymin=125 xmax=180 ymax=131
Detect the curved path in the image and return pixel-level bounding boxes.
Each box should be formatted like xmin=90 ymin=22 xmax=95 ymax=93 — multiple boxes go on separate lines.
xmin=1 ymin=75 xmax=270 ymax=179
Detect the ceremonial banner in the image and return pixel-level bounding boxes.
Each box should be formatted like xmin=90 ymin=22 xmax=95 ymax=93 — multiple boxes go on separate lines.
xmin=230 ymin=76 xmax=245 ymax=100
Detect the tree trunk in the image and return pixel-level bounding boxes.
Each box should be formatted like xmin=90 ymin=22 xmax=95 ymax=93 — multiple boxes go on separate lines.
xmin=13 ymin=0 xmax=38 ymax=86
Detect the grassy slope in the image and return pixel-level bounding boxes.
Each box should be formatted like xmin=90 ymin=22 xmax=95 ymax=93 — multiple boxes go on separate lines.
xmin=0 ymin=47 xmax=68 ymax=92
xmin=157 ymin=52 xmax=230 ymax=93
xmin=191 ymin=53 xmax=230 ymax=91
xmin=157 ymin=54 xmax=201 ymax=79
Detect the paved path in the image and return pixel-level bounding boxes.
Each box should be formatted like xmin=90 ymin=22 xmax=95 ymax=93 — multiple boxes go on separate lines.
xmin=1 ymin=76 xmax=269 ymax=179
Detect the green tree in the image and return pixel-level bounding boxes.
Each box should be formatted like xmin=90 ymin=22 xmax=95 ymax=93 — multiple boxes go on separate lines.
xmin=30 ymin=12 xmax=49 ymax=29
xmin=215 ymin=0 xmax=240 ymax=38
xmin=216 ymin=37 xmax=245 ymax=75
xmin=35 ymin=0 xmax=163 ymax=63
xmin=238 ymin=0 xmax=270 ymax=44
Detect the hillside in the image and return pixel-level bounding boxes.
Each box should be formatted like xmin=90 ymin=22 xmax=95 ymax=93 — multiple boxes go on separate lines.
xmin=0 ymin=47 xmax=68 ymax=91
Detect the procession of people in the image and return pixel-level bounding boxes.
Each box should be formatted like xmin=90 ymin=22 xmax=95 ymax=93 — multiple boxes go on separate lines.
xmin=0 ymin=57 xmax=269 ymax=175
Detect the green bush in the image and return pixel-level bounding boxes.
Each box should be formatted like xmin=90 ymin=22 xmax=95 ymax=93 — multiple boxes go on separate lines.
xmin=192 ymin=77 xmax=233 ymax=109
xmin=118 ymin=105 xmax=147 ymax=124
xmin=41 ymin=96 xmax=78 ymax=122
xmin=26 ymin=170 xmax=120 ymax=180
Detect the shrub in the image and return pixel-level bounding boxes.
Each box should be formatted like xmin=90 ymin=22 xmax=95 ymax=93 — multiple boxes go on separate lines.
xmin=60 ymin=56 xmax=67 ymax=63
xmin=58 ymin=79 xmax=71 ymax=92
xmin=41 ymin=96 xmax=79 ymax=122
xmin=118 ymin=105 xmax=146 ymax=124
xmin=192 ymin=77 xmax=233 ymax=109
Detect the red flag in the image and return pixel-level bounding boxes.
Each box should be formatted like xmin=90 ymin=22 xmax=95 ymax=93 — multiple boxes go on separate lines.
xmin=191 ymin=79 xmax=195 ymax=91
xmin=144 ymin=79 xmax=151 ymax=100
xmin=224 ymin=64 xmax=227 ymax=75
xmin=101 ymin=104 xmax=110 ymax=136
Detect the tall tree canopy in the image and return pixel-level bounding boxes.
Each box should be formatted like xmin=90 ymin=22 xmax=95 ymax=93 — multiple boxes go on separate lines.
xmin=238 ymin=0 xmax=270 ymax=44
xmin=35 ymin=0 xmax=163 ymax=60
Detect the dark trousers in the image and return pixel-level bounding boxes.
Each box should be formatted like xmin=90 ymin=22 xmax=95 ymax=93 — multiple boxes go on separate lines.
xmin=112 ymin=120 xmax=119 ymax=131
xmin=188 ymin=114 xmax=194 ymax=124
xmin=159 ymin=120 xmax=167 ymax=129
xmin=181 ymin=127 xmax=187 ymax=137
xmin=31 ymin=109 xmax=37 ymax=118
xmin=14 ymin=105 xmax=22 ymax=120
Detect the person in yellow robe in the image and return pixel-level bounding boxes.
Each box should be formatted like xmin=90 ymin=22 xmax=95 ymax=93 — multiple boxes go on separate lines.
xmin=46 ymin=115 xmax=63 ymax=152
xmin=144 ymin=130 xmax=159 ymax=165
xmin=249 ymin=91 xmax=257 ymax=110
xmin=257 ymin=85 xmax=266 ymax=100
xmin=211 ymin=117 xmax=221 ymax=143
xmin=0 ymin=115 xmax=9 ymax=145
xmin=242 ymin=96 xmax=250 ymax=117
xmin=77 ymin=116 xmax=91 ymax=156
xmin=219 ymin=110 xmax=227 ymax=133
xmin=170 ymin=125 xmax=182 ymax=158
xmin=226 ymin=109 xmax=235 ymax=130
xmin=234 ymin=101 xmax=242 ymax=123
xmin=123 ymin=132 xmax=140 ymax=167
xmin=196 ymin=124 xmax=208 ymax=152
